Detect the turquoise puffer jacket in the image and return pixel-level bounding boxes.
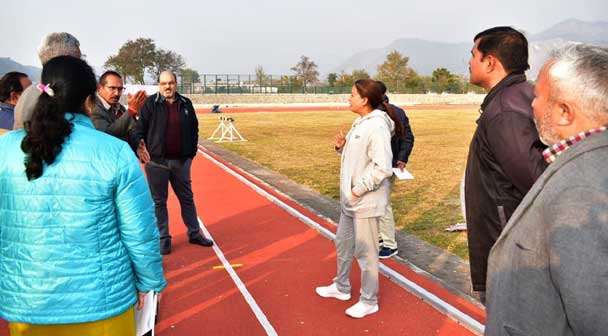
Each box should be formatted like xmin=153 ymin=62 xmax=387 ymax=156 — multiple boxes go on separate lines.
xmin=0 ymin=113 xmax=166 ymax=324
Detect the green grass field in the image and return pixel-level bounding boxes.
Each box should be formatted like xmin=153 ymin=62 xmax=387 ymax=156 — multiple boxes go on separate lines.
xmin=198 ymin=108 xmax=478 ymax=259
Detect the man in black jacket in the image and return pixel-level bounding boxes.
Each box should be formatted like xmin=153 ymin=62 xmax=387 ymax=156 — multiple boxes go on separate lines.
xmin=376 ymin=81 xmax=414 ymax=259
xmin=132 ymin=71 xmax=213 ymax=255
xmin=91 ymin=71 xmax=146 ymax=141
xmin=464 ymin=27 xmax=547 ymax=303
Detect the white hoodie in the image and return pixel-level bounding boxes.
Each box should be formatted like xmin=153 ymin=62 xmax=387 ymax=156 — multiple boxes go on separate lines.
xmin=339 ymin=109 xmax=394 ymax=218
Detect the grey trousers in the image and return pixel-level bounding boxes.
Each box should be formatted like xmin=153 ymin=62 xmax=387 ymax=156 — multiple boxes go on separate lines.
xmin=145 ymin=158 xmax=201 ymax=242
xmin=379 ymin=175 xmax=398 ymax=249
xmin=334 ymin=211 xmax=380 ymax=305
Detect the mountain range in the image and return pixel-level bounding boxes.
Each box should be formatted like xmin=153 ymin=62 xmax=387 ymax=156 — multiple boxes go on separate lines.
xmin=0 ymin=59 xmax=104 ymax=82
xmin=2 ymin=19 xmax=607 ymax=82
xmin=332 ymin=19 xmax=608 ymax=78
xmin=0 ymin=58 xmax=41 ymax=81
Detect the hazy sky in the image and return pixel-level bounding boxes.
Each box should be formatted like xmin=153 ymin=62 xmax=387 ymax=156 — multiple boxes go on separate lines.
xmin=2 ymin=0 xmax=607 ymax=75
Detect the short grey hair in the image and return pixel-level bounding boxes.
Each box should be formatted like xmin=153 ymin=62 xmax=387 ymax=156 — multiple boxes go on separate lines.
xmin=37 ymin=32 xmax=82 ymax=65
xmin=548 ymin=44 xmax=608 ymax=123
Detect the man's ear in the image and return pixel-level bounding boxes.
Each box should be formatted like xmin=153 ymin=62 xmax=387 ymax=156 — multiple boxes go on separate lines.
xmin=484 ymin=55 xmax=496 ymax=73
xmin=9 ymin=91 xmax=20 ymax=104
xmin=556 ymin=101 xmax=575 ymax=126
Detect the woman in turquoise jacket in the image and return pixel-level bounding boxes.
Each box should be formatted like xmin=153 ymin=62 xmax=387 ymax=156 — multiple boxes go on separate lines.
xmin=0 ymin=56 xmax=166 ymax=335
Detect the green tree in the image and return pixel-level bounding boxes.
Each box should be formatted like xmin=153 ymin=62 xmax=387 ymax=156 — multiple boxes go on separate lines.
xmin=431 ymin=67 xmax=462 ymax=93
xmin=448 ymin=75 xmax=466 ymax=94
xmin=276 ymin=75 xmax=303 ymax=93
xmin=334 ymin=69 xmax=370 ymax=88
xmin=460 ymin=76 xmax=485 ymax=93
xmin=327 ymin=73 xmax=338 ymax=87
xmin=351 ymin=69 xmax=370 ymax=81
xmin=255 ymin=65 xmax=268 ymax=86
xmin=290 ymin=55 xmax=319 ymax=92
xmin=376 ymin=50 xmax=416 ymax=93
xmin=335 ymin=71 xmax=353 ymax=88
xmin=415 ymin=76 xmax=433 ymax=93
xmin=104 ymin=38 xmax=156 ymax=84
xmin=149 ymin=49 xmax=185 ymax=82
xmin=179 ymin=68 xmax=200 ymax=84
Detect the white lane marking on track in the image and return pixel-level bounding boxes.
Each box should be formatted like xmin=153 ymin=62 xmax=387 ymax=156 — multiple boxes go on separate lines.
xmin=197 ymin=148 xmax=485 ymax=335
xmin=197 ymin=216 xmax=278 ymax=336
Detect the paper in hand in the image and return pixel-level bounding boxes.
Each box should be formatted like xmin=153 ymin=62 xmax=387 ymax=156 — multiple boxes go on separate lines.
xmin=393 ymin=167 xmax=414 ymax=180
xmin=135 ymin=291 xmax=158 ymax=336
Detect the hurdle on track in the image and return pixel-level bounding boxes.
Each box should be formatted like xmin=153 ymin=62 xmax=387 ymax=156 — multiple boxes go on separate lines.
xmin=208 ymin=116 xmax=247 ymax=143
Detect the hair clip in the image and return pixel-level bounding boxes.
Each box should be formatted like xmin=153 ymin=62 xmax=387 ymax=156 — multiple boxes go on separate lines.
xmin=36 ymin=83 xmax=55 ymax=97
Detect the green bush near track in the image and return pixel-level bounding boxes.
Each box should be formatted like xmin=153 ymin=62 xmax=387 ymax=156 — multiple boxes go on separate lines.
xmin=198 ymin=108 xmax=478 ymax=260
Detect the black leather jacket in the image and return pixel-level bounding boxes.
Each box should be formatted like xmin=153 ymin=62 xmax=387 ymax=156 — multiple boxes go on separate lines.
xmin=131 ymin=92 xmax=199 ymax=162
xmin=465 ymin=73 xmax=547 ymax=291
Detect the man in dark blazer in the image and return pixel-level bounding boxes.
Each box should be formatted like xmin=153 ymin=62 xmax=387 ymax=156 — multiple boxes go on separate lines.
xmin=485 ymin=44 xmax=608 ymax=335
xmin=91 ymin=71 xmax=146 ymax=141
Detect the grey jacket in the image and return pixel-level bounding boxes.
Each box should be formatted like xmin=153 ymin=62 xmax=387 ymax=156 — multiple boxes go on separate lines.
xmin=91 ymin=96 xmax=134 ymax=140
xmin=339 ymin=109 xmax=394 ymax=218
xmin=13 ymin=85 xmax=41 ymax=130
xmin=485 ymin=132 xmax=608 ymax=336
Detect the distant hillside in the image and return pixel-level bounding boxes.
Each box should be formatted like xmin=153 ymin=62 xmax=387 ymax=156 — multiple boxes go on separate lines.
xmin=333 ymin=19 xmax=608 ymax=78
xmin=0 ymin=58 xmax=106 ymax=82
xmin=0 ymin=58 xmax=41 ymax=81
xmin=529 ymin=19 xmax=608 ymax=44
xmin=335 ymin=39 xmax=470 ymax=77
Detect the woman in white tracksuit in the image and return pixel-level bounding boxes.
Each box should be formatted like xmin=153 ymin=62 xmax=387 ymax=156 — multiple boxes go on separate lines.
xmin=316 ymin=79 xmax=404 ymax=318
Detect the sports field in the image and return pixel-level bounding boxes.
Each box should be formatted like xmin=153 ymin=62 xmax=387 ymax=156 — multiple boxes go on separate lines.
xmin=197 ymin=106 xmax=478 ymax=259
xmin=0 ymin=144 xmax=486 ymax=335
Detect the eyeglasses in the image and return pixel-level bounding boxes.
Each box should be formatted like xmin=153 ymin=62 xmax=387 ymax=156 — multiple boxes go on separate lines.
xmin=105 ymin=85 xmax=125 ymax=92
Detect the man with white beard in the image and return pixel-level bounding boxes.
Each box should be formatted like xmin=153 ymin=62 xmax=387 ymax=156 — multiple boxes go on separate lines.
xmin=485 ymin=44 xmax=608 ymax=336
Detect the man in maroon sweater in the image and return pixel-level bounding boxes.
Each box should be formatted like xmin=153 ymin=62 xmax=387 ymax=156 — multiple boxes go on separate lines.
xmin=132 ymin=71 xmax=213 ymax=255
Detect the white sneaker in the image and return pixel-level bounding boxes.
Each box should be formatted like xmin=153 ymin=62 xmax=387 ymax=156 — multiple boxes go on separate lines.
xmin=345 ymin=302 xmax=379 ymax=318
xmin=315 ymin=283 xmax=351 ymax=301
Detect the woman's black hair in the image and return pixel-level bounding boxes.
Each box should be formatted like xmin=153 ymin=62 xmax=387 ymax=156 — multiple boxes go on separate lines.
xmin=354 ymin=79 xmax=404 ymax=138
xmin=21 ymin=56 xmax=97 ymax=181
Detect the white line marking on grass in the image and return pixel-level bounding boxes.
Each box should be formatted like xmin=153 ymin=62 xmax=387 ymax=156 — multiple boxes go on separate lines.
xmin=197 ymin=216 xmax=278 ymax=336
xmin=197 ymin=148 xmax=485 ymax=335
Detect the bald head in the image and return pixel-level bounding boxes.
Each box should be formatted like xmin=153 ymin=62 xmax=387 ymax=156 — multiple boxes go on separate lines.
xmin=160 ymin=71 xmax=176 ymax=82
xmin=159 ymin=71 xmax=177 ymax=100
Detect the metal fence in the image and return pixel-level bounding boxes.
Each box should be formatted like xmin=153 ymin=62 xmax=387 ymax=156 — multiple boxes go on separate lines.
xmin=178 ymin=74 xmax=351 ymax=95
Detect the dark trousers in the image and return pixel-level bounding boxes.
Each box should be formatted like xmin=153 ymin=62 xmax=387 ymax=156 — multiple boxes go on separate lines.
xmin=145 ymin=158 xmax=200 ymax=242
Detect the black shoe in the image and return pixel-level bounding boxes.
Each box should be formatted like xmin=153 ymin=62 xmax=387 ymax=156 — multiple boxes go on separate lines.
xmin=189 ymin=235 xmax=214 ymax=247
xmin=160 ymin=239 xmax=171 ymax=255
xmin=379 ymin=247 xmax=398 ymax=259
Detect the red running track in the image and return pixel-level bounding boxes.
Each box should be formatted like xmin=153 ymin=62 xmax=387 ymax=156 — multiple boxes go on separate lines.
xmin=0 ymin=148 xmax=484 ymax=335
